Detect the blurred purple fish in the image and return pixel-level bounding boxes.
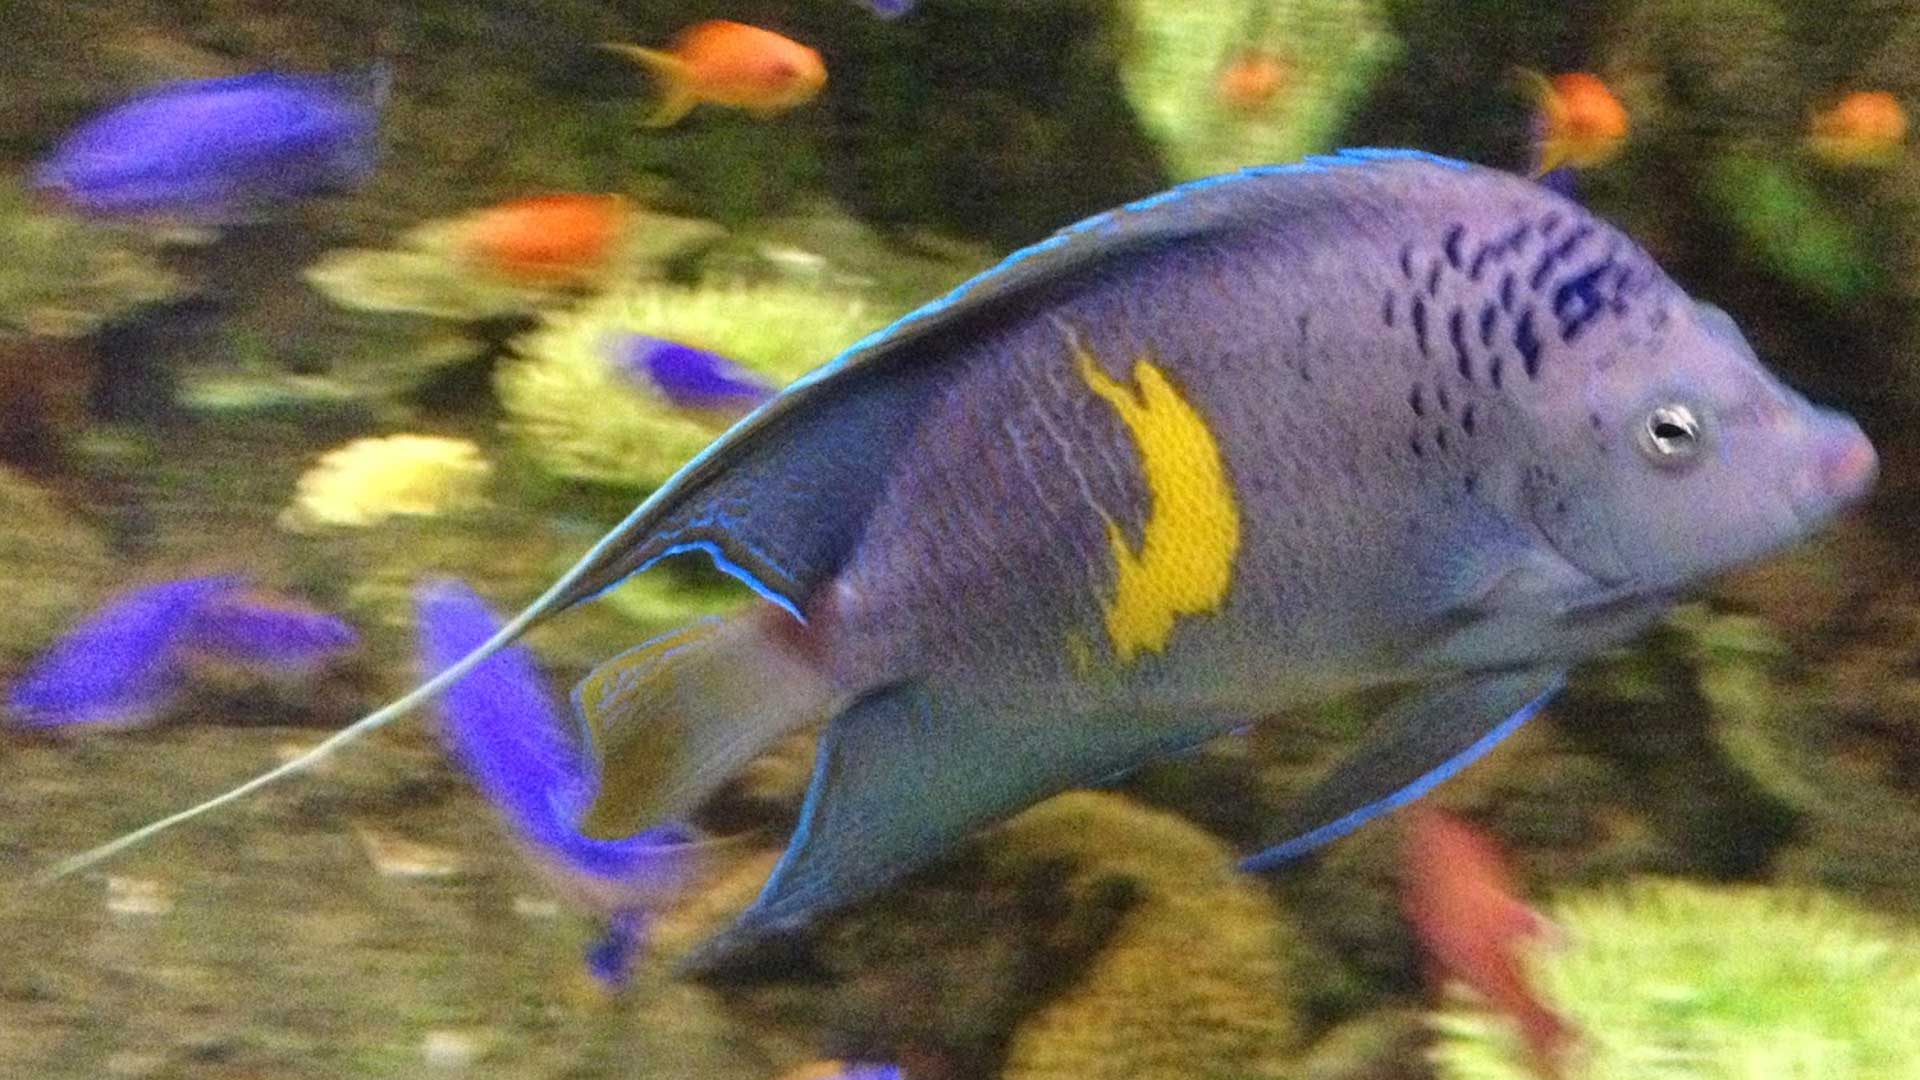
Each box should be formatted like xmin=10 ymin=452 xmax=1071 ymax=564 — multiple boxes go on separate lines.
xmin=33 ymin=69 xmax=386 ymax=224
xmin=6 ymin=577 xmax=241 ymax=729
xmin=5 ymin=576 xmax=357 ymax=729
xmin=611 ymin=334 xmax=777 ymax=420
xmin=584 ymin=907 xmax=649 ymax=988
xmin=413 ymin=579 xmax=701 ymax=984
xmin=183 ymin=591 xmax=361 ymax=676
xmin=860 ymin=0 xmax=914 ymax=18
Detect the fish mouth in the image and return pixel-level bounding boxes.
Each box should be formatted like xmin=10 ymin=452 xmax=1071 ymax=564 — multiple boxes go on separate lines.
xmin=1789 ymin=412 xmax=1878 ymax=529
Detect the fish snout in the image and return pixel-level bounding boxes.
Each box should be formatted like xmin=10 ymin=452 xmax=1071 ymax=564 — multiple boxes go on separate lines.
xmin=1792 ymin=411 xmax=1877 ymax=524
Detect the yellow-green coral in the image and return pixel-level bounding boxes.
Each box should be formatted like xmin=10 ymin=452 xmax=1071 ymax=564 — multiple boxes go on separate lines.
xmin=497 ymin=283 xmax=901 ymax=491
xmin=995 ymin=792 xmax=1304 ymax=1080
xmin=1431 ymin=879 xmax=1920 ymax=1079
xmin=1118 ymin=0 xmax=1399 ymax=180
xmin=0 ymin=182 xmax=182 ymax=337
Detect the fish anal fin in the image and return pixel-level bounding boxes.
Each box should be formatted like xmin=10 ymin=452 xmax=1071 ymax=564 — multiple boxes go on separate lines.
xmin=679 ymin=686 xmax=1241 ymax=970
xmin=1242 ymin=667 xmax=1566 ymax=872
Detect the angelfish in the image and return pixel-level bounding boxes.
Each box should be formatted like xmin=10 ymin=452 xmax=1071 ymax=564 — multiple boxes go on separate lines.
xmin=50 ymin=151 xmax=1876 ymax=972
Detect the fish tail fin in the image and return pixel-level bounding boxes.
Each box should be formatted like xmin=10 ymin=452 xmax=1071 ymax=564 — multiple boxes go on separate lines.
xmin=1514 ymin=66 xmax=1566 ymax=177
xmin=39 ymin=579 xmax=572 ymax=883
xmin=575 ymin=607 xmax=833 ymax=840
xmin=600 ymin=43 xmax=700 ymax=127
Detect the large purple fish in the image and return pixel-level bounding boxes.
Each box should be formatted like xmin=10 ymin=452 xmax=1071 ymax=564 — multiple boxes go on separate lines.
xmin=56 ymin=152 xmax=1875 ymax=973
xmin=32 ymin=69 xmax=385 ymax=223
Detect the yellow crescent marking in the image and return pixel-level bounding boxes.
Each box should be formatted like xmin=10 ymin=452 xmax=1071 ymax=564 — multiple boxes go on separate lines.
xmin=1074 ymin=344 xmax=1241 ymax=665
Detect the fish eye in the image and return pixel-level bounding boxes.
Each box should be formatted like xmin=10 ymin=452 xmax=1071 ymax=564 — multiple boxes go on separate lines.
xmin=1636 ymin=403 xmax=1703 ymax=466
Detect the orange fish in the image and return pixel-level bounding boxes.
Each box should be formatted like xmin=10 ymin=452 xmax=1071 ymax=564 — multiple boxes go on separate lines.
xmin=1216 ymin=49 xmax=1290 ymax=113
xmin=458 ymin=193 xmax=630 ymax=285
xmin=1519 ymin=69 xmax=1628 ymax=176
xmin=1401 ymin=808 xmax=1575 ymax=1080
xmin=603 ymin=21 xmax=826 ymax=128
xmin=1808 ymin=90 xmax=1907 ymax=167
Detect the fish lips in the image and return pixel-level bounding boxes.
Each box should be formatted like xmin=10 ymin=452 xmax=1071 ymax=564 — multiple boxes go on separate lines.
xmin=1789 ymin=410 xmax=1878 ymax=528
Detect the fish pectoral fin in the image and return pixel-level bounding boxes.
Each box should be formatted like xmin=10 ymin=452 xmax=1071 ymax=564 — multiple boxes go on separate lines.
xmin=677 ymin=685 xmax=1241 ymax=972
xmin=1241 ymin=667 xmax=1566 ymax=872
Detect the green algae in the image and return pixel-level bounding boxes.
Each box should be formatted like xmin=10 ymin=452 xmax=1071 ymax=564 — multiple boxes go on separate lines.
xmin=1431 ymin=879 xmax=1920 ymax=1079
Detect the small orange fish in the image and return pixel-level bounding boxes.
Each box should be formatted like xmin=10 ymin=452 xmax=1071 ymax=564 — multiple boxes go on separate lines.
xmin=1216 ymin=49 xmax=1290 ymax=113
xmin=1401 ymin=808 xmax=1574 ymax=1080
xmin=1808 ymin=90 xmax=1908 ymax=168
xmin=1519 ymin=69 xmax=1628 ymax=176
xmin=459 ymin=193 xmax=630 ymax=285
xmin=603 ymin=21 xmax=827 ymax=128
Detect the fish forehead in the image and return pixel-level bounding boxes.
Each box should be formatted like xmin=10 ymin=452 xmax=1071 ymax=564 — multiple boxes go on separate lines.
xmin=816 ymin=159 xmax=1681 ymax=698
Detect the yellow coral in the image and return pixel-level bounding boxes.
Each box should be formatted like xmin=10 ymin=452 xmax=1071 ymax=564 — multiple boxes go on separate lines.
xmin=497 ymin=282 xmax=899 ymax=491
xmin=993 ymin=793 xmax=1303 ymax=1080
xmin=278 ymin=434 xmax=493 ymax=531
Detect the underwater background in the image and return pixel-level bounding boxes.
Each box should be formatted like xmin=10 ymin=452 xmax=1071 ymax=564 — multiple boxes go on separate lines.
xmin=2 ymin=0 xmax=1919 ymax=1077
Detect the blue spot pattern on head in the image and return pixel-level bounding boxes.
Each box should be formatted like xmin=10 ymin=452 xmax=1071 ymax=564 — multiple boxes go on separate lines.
xmin=1237 ymin=680 xmax=1562 ymax=872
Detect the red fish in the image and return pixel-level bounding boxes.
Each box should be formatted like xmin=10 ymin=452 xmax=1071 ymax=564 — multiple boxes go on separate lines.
xmin=1519 ymin=69 xmax=1628 ymax=176
xmin=1808 ymin=90 xmax=1907 ymax=168
xmin=603 ymin=21 xmax=826 ymax=128
xmin=459 ymin=193 xmax=630 ymax=285
xmin=1401 ymin=808 xmax=1574 ymax=1079
xmin=1216 ymin=49 xmax=1290 ymax=113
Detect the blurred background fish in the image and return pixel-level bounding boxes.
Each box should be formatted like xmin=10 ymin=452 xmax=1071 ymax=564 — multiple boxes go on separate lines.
xmin=1807 ymin=89 xmax=1908 ymax=168
xmin=601 ymin=21 xmax=827 ymax=127
xmin=1518 ymin=69 xmax=1628 ymax=177
xmin=610 ymin=333 xmax=778 ymax=422
xmin=180 ymin=590 xmax=362 ymax=677
xmin=1215 ymin=48 xmax=1291 ymax=113
xmin=31 ymin=68 xmax=387 ymax=224
xmin=413 ymin=578 xmax=706 ymax=987
xmin=457 ymin=193 xmax=632 ymax=286
xmin=5 ymin=576 xmax=358 ymax=729
xmin=1401 ymin=808 xmax=1574 ymax=1080
xmin=858 ymin=0 xmax=915 ymax=20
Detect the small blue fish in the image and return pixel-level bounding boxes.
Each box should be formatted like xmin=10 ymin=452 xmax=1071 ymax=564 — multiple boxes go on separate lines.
xmin=414 ymin=579 xmax=700 ymax=985
xmin=6 ymin=577 xmax=241 ymax=729
xmin=859 ymin=0 xmax=914 ymax=18
xmin=6 ymin=577 xmax=358 ymax=729
xmin=33 ymin=69 xmax=385 ymax=223
xmin=182 ymin=591 xmax=360 ymax=675
xmin=59 ymin=153 xmax=1877 ymax=982
xmin=414 ymin=578 xmax=697 ymax=884
xmin=612 ymin=334 xmax=778 ymax=420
